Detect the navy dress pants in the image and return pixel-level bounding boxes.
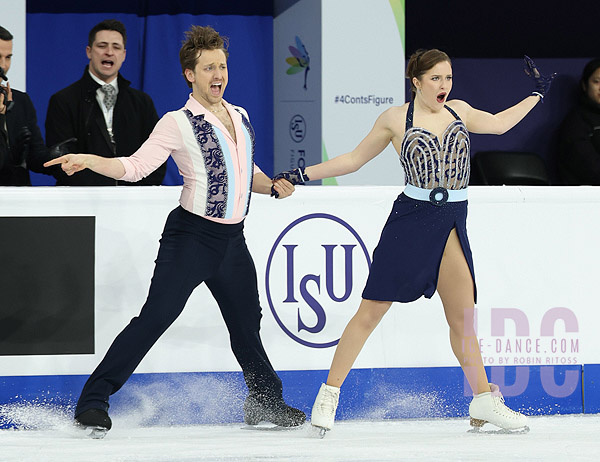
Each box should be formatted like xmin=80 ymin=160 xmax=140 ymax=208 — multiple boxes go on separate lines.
xmin=75 ymin=206 xmax=283 ymax=416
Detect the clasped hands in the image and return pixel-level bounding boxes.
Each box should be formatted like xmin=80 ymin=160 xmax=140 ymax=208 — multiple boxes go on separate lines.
xmin=271 ymin=177 xmax=295 ymax=199
xmin=271 ymin=167 xmax=309 ymax=198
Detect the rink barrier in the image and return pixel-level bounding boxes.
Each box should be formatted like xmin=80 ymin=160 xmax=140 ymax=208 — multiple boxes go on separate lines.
xmin=0 ymin=365 xmax=593 ymax=429
xmin=2 ymin=187 xmax=600 ymax=428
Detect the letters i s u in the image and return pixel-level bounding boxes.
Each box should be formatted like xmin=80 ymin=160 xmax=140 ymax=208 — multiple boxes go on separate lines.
xmin=282 ymin=244 xmax=355 ymax=334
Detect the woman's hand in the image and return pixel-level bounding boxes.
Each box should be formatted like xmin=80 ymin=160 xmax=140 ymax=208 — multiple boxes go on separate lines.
xmin=524 ymin=55 xmax=556 ymax=100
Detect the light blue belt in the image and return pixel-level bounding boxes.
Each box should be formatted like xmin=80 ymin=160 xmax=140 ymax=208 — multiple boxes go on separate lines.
xmin=403 ymin=184 xmax=468 ymax=206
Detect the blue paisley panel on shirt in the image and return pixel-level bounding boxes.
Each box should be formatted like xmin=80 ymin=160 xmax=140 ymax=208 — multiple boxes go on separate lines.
xmin=184 ymin=109 xmax=228 ymax=218
xmin=237 ymin=109 xmax=256 ymax=215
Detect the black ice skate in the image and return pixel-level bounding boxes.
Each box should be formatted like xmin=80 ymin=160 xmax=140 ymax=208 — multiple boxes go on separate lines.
xmin=74 ymin=409 xmax=112 ymax=439
xmin=243 ymin=394 xmax=306 ymax=428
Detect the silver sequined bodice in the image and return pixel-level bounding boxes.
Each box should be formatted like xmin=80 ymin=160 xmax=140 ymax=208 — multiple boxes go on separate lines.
xmin=400 ymin=102 xmax=470 ymax=190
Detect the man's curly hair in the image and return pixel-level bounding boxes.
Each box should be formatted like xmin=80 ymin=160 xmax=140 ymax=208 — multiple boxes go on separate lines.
xmin=179 ymin=25 xmax=229 ymax=88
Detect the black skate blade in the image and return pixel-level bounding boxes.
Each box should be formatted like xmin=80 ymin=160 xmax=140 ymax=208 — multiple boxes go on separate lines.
xmin=468 ymin=425 xmax=530 ymax=435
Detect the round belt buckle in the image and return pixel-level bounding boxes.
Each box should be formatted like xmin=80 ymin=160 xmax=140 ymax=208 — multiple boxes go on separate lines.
xmin=429 ymin=187 xmax=449 ymax=206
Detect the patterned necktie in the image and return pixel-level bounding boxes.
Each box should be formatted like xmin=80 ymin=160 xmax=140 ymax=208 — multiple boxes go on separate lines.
xmin=100 ymin=84 xmax=116 ymax=111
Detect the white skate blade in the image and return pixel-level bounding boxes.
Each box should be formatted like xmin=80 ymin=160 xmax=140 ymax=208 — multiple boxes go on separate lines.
xmin=310 ymin=424 xmax=329 ymax=439
xmin=85 ymin=426 xmax=108 ymax=439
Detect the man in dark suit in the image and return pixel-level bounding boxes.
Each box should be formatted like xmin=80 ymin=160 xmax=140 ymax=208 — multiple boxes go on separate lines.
xmin=45 ymin=19 xmax=166 ymax=186
xmin=0 ymin=25 xmax=49 ymax=185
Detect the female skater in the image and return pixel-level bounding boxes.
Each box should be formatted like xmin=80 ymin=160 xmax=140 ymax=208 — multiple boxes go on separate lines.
xmin=273 ymin=49 xmax=554 ymax=433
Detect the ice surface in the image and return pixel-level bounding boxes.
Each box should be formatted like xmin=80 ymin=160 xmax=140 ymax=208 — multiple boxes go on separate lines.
xmin=1 ymin=409 xmax=599 ymax=461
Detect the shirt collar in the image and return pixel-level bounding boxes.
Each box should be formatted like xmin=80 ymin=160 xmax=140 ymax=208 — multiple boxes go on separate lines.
xmin=88 ymin=69 xmax=119 ymax=93
xmin=185 ymin=94 xmax=230 ymax=116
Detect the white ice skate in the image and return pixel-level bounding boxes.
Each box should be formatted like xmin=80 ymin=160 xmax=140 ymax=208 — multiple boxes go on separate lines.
xmin=311 ymin=383 xmax=340 ymax=438
xmin=468 ymin=383 xmax=529 ymax=434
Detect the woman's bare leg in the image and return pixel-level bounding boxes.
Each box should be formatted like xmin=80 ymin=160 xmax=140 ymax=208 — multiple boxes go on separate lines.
xmin=437 ymin=229 xmax=490 ymax=395
xmin=326 ymin=299 xmax=393 ymax=387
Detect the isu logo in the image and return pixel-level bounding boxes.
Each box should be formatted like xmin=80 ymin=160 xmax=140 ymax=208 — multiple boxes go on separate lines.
xmin=265 ymin=213 xmax=371 ymax=348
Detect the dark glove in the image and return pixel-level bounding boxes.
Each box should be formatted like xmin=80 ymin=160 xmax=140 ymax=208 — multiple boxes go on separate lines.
xmin=273 ymin=167 xmax=310 ymax=185
xmin=524 ymin=55 xmax=556 ymax=101
xmin=49 ymin=137 xmax=78 ymax=158
xmin=271 ymin=167 xmax=310 ymax=197
xmin=13 ymin=126 xmax=31 ymax=166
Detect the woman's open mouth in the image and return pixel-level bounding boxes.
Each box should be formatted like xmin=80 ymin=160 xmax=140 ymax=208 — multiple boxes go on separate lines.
xmin=437 ymin=92 xmax=447 ymax=103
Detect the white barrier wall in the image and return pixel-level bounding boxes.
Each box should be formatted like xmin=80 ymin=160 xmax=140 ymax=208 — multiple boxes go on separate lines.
xmin=0 ymin=186 xmax=598 ymax=377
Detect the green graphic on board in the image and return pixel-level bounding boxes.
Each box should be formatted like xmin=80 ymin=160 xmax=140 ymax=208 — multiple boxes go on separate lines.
xmin=389 ymin=0 xmax=405 ymax=52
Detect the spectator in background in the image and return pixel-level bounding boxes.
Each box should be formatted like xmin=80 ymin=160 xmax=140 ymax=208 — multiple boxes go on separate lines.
xmin=0 ymin=25 xmax=50 ymax=185
xmin=557 ymin=58 xmax=600 ymax=185
xmin=45 ymin=19 xmax=166 ymax=185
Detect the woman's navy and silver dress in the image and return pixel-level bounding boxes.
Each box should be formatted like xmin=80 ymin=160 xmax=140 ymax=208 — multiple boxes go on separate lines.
xmin=362 ymin=100 xmax=477 ymax=303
